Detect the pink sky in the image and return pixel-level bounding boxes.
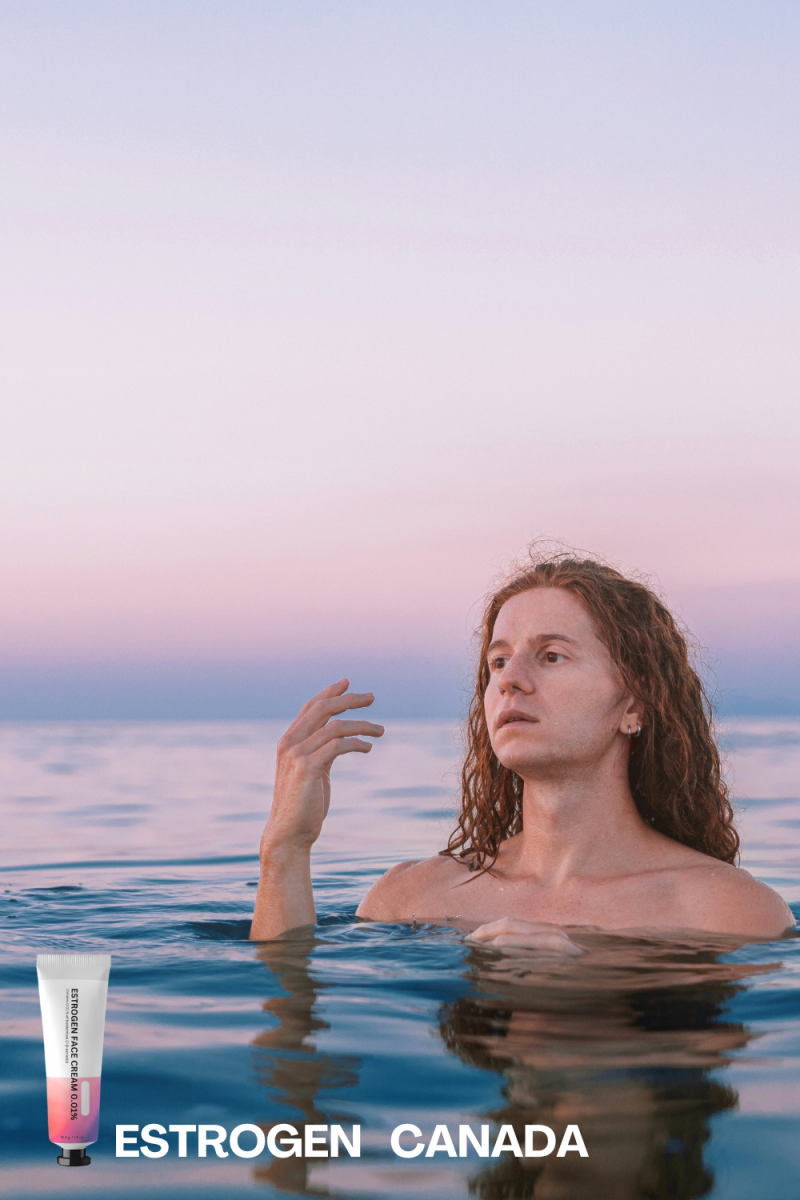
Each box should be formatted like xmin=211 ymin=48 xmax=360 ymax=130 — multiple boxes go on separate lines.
xmin=1 ymin=3 xmax=798 ymax=711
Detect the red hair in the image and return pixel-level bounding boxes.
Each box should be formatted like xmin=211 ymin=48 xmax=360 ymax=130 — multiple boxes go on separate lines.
xmin=444 ymin=551 xmax=738 ymax=871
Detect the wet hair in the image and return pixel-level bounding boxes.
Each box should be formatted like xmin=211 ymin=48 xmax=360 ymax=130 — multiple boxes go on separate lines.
xmin=443 ymin=550 xmax=738 ymax=871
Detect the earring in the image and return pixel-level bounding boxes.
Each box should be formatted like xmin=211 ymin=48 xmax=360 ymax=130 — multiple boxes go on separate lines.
xmin=627 ymin=724 xmax=642 ymax=739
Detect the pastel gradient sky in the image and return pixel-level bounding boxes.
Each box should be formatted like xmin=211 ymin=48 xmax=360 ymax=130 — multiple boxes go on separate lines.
xmin=1 ymin=1 xmax=799 ymax=716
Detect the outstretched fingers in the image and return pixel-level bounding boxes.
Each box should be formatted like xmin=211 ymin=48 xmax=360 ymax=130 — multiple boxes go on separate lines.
xmin=308 ymin=729 xmax=383 ymax=767
xmin=304 ymin=718 xmax=384 ymax=754
xmin=293 ymin=678 xmax=349 ymax=721
xmin=284 ymin=682 xmax=378 ymax=746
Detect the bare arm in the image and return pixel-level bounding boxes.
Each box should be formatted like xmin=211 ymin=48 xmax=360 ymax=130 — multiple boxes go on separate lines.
xmin=250 ymin=679 xmax=384 ymax=940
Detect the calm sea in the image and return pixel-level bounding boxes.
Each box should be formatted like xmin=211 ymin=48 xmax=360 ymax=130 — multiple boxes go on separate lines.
xmin=2 ymin=719 xmax=799 ymax=1199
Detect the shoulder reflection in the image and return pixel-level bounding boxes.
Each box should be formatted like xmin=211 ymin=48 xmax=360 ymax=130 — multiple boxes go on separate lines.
xmin=441 ymin=932 xmax=773 ymax=1200
xmin=250 ymin=929 xmax=778 ymax=1199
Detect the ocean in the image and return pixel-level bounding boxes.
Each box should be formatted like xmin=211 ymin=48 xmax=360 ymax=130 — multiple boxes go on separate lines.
xmin=2 ymin=718 xmax=799 ymax=1198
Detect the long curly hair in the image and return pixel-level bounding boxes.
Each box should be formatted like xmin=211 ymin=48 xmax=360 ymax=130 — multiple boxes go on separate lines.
xmin=443 ymin=550 xmax=738 ymax=871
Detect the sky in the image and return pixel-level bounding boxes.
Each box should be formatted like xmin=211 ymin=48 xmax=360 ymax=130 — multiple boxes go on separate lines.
xmin=1 ymin=1 xmax=799 ymax=717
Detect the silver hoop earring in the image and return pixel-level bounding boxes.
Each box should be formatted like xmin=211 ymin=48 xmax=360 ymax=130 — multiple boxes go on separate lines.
xmin=627 ymin=724 xmax=642 ymax=739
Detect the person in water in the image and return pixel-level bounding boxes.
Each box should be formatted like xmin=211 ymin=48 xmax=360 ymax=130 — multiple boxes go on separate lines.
xmin=250 ymin=553 xmax=793 ymax=944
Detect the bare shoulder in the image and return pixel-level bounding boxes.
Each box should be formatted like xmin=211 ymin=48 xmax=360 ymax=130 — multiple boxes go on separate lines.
xmin=674 ymin=857 xmax=794 ymax=939
xmin=356 ymin=853 xmax=469 ymax=921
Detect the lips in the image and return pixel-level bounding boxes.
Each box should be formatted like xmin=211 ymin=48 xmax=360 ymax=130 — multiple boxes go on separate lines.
xmin=497 ymin=711 xmax=537 ymax=728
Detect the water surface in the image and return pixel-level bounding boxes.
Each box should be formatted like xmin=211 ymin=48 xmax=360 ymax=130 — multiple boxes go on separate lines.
xmin=2 ymin=719 xmax=799 ymax=1198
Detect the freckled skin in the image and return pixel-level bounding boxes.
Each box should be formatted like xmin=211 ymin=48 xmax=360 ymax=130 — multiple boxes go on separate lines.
xmin=252 ymin=591 xmax=794 ymax=945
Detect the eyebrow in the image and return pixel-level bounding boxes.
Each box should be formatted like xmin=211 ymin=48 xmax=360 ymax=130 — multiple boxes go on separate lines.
xmin=487 ymin=632 xmax=579 ymax=654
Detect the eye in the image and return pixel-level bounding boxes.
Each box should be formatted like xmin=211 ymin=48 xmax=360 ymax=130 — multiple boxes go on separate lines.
xmin=490 ymin=656 xmax=508 ymax=670
xmin=544 ymin=651 xmax=566 ymax=664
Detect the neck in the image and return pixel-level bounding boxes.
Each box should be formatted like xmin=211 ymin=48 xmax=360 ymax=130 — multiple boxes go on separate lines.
xmin=511 ymin=751 xmax=650 ymax=886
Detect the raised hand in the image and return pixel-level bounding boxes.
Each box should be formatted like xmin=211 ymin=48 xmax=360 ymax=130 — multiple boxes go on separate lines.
xmin=263 ymin=678 xmax=384 ymax=852
xmin=251 ymin=679 xmax=384 ymax=940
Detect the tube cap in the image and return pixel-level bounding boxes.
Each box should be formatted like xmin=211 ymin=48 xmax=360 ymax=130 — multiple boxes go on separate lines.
xmin=57 ymin=1148 xmax=91 ymax=1166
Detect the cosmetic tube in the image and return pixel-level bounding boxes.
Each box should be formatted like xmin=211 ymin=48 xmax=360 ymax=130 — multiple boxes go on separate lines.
xmin=37 ymin=954 xmax=111 ymax=1166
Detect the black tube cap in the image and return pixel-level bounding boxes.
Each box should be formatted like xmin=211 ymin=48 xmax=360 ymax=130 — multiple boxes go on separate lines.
xmin=57 ymin=1148 xmax=91 ymax=1166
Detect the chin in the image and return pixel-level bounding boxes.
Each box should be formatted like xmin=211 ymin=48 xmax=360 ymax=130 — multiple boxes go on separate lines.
xmin=493 ymin=736 xmax=548 ymax=775
xmin=499 ymin=752 xmax=568 ymax=779
xmin=493 ymin=724 xmax=571 ymax=766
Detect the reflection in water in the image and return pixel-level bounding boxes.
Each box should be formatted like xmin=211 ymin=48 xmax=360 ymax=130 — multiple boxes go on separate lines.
xmin=440 ymin=934 xmax=770 ymax=1200
xmin=250 ymin=931 xmax=778 ymax=1199
xmin=251 ymin=936 xmax=360 ymax=1195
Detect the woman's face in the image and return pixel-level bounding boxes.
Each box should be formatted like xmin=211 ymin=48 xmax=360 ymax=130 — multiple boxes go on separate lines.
xmin=483 ymin=587 xmax=638 ymax=780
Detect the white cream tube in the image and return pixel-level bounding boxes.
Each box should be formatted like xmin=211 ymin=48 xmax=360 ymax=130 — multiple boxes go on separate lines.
xmin=36 ymin=954 xmax=111 ymax=1167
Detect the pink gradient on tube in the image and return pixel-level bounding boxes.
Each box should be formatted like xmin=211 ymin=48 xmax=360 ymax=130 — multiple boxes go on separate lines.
xmin=46 ymin=1076 xmax=101 ymax=1145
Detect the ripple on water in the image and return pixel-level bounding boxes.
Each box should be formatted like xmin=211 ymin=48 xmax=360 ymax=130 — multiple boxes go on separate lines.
xmin=2 ymin=718 xmax=800 ymax=1199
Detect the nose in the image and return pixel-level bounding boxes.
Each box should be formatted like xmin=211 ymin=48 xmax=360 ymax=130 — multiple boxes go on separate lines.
xmin=495 ymin=655 xmax=532 ymax=695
